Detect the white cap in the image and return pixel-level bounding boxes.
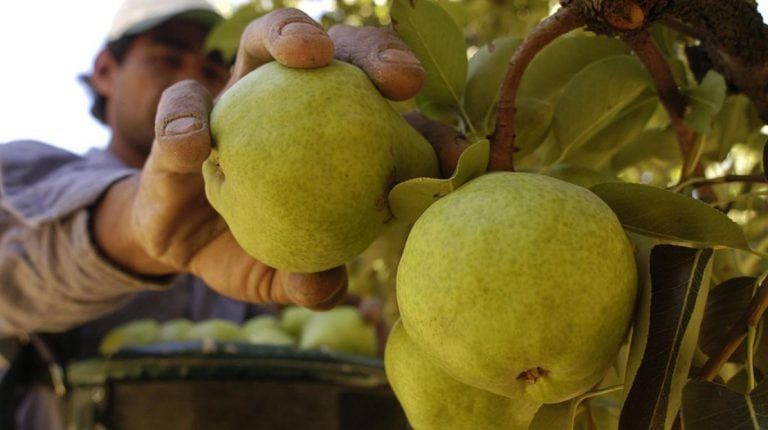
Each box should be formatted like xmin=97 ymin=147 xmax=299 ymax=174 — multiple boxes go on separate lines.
xmin=107 ymin=0 xmax=223 ymax=42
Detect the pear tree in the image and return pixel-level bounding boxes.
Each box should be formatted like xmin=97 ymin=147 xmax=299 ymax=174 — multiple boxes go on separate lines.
xmin=205 ymin=0 xmax=768 ymax=428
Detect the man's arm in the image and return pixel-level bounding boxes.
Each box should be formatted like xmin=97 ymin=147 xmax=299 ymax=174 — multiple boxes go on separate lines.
xmin=0 ymin=141 xmax=175 ymax=337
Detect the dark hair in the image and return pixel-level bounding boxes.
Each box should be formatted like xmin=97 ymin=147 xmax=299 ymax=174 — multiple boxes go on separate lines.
xmin=79 ymin=36 xmax=136 ymax=125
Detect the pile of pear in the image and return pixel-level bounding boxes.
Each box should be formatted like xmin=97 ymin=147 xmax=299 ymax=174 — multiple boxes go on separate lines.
xmin=204 ymin=61 xmax=438 ymax=273
xmin=385 ymin=172 xmax=639 ymax=429
xmin=98 ymin=305 xmax=377 ymax=357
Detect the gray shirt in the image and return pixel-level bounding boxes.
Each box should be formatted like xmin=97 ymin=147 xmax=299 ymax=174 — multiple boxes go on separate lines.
xmin=0 ymin=140 xmax=269 ymax=358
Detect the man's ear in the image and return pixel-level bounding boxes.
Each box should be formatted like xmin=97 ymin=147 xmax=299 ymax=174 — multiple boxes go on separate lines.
xmin=90 ymin=50 xmax=117 ymax=97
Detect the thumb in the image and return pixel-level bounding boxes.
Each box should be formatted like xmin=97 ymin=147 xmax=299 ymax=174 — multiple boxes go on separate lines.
xmin=328 ymin=24 xmax=424 ymax=101
xmin=402 ymin=112 xmax=470 ymax=178
xmin=279 ymin=266 xmax=349 ymax=311
xmin=151 ymin=80 xmax=214 ymax=174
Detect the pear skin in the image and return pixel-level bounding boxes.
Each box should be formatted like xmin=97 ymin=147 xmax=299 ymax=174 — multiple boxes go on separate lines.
xmin=205 ymin=61 xmax=438 ymax=273
xmin=397 ymin=172 xmax=637 ymax=404
xmin=385 ymin=320 xmax=541 ymax=429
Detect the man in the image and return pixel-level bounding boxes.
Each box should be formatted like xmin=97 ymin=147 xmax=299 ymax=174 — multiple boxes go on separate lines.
xmin=0 ymin=0 xmax=442 ymax=427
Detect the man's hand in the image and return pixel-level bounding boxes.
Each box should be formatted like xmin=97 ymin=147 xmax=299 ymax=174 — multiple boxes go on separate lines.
xmin=93 ymin=8 xmax=429 ymax=310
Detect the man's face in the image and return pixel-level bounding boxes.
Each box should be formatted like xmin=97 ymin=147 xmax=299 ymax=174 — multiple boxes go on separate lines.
xmin=106 ymin=19 xmax=230 ymax=163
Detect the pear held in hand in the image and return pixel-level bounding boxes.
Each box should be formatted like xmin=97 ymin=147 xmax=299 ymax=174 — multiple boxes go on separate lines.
xmin=385 ymin=320 xmax=541 ymax=430
xmin=396 ymin=172 xmax=638 ymax=404
xmin=204 ymin=61 xmax=438 ymax=273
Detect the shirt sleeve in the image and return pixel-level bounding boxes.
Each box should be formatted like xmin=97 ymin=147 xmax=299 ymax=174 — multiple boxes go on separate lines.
xmin=0 ymin=141 xmax=173 ymax=337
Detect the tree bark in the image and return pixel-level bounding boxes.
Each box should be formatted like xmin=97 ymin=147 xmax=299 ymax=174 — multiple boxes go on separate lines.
xmin=567 ymin=0 xmax=768 ymax=122
xmin=658 ymin=0 xmax=768 ymax=123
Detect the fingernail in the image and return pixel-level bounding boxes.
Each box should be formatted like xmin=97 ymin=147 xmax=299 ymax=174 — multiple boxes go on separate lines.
xmin=164 ymin=116 xmax=201 ymax=135
xmin=378 ymin=48 xmax=419 ymax=65
xmin=280 ymin=21 xmax=324 ymax=36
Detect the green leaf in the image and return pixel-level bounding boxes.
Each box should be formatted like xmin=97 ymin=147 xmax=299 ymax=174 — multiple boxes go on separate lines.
xmin=517 ymin=132 xmax=562 ymax=169
xmin=703 ymin=95 xmax=763 ymax=162
xmin=623 ymin=233 xmax=659 ymax=403
xmin=434 ymin=0 xmax=468 ymax=27
xmin=541 ymin=164 xmax=617 ymax=189
xmin=726 ymin=368 xmax=754 ymax=394
xmin=682 ymin=380 xmax=768 ymax=429
xmin=610 ymin=128 xmax=682 ymax=172
xmin=685 ymin=70 xmax=727 ymax=134
xmin=518 ymin=35 xmax=630 ymax=102
xmin=699 ymin=276 xmax=757 ymax=362
xmin=531 ymin=385 xmax=624 ymax=430
xmin=590 ymin=182 xmax=751 ymax=251
xmin=562 ymin=96 xmax=658 ymax=168
xmin=514 ymin=97 xmax=554 ymax=159
xmin=755 ymin=325 xmax=768 ymax=379
xmin=588 ymin=395 xmax=622 ymax=430
xmin=388 ymin=139 xmax=489 ymax=223
xmin=411 ymin=99 xmax=460 ymax=125
xmin=204 ymin=4 xmax=269 ymax=65
xmin=529 ymin=400 xmax=578 ymax=430
xmin=553 ymin=55 xmax=652 ymax=154
xmin=390 ymin=0 xmax=468 ymax=122
xmin=620 ymin=245 xmax=714 ymax=430
xmin=649 ymin=23 xmax=681 ymax=59
xmin=463 ymin=37 xmax=523 ymax=134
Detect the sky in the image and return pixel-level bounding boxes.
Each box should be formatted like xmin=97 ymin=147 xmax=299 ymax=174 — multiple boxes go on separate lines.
xmin=1 ymin=1 xmax=767 ymax=155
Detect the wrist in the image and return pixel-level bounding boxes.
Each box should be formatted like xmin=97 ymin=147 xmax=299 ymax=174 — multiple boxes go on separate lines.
xmin=91 ymin=174 xmax=177 ymax=277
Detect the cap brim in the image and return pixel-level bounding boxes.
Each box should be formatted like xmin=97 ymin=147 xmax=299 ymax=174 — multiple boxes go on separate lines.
xmin=112 ymin=9 xmax=223 ymax=40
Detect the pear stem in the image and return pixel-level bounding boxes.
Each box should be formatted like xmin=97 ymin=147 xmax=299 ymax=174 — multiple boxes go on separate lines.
xmin=619 ymin=29 xmax=703 ymax=183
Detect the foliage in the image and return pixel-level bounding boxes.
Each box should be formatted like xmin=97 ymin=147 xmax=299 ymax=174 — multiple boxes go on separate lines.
xmin=207 ymin=0 xmax=768 ymax=428
xmin=388 ymin=1 xmax=768 ymax=428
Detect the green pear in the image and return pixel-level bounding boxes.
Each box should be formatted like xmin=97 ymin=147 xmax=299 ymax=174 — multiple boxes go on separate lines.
xmin=299 ymin=305 xmax=376 ymax=356
xmin=385 ymin=320 xmax=541 ymax=430
xmin=186 ymin=319 xmax=242 ymax=342
xmin=279 ymin=306 xmax=315 ymax=338
xmin=397 ymin=172 xmax=637 ymax=404
xmin=241 ymin=315 xmax=280 ymax=331
xmin=204 ymin=60 xmax=438 ymax=273
xmin=99 ymin=319 xmax=160 ymax=355
xmin=158 ymin=318 xmax=194 ymax=342
xmin=241 ymin=315 xmax=296 ymax=346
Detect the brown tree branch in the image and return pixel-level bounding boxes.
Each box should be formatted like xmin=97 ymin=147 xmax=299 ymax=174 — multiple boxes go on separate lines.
xmin=489 ymin=5 xmax=586 ymax=172
xmin=621 ymin=30 xmax=703 ymax=180
xmin=687 ymin=173 xmax=768 ymax=189
xmin=488 ymin=0 xmax=767 ymax=176
xmin=698 ymin=275 xmax=768 ymax=382
xmin=655 ymin=0 xmax=768 ymax=123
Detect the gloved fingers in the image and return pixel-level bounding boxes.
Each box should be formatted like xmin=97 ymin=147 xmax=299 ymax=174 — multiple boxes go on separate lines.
xmin=226 ymin=8 xmax=335 ymax=90
xmin=328 ymin=24 xmax=424 ymax=101
xmin=279 ymin=266 xmax=349 ymax=310
xmin=402 ymin=112 xmax=470 ymax=178
xmin=151 ymin=80 xmax=214 ymax=174
xmin=189 ymin=231 xmax=348 ymax=309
